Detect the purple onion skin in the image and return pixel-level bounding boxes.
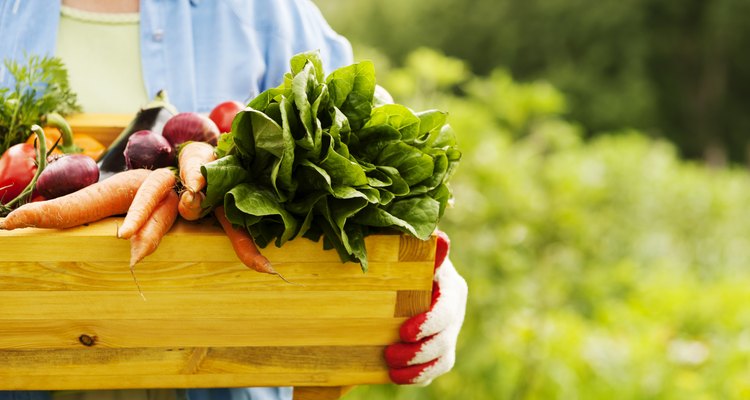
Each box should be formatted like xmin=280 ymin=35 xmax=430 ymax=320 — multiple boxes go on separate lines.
xmin=36 ymin=154 xmax=100 ymax=199
xmin=124 ymin=130 xmax=176 ymax=170
xmin=162 ymin=112 xmax=220 ymax=150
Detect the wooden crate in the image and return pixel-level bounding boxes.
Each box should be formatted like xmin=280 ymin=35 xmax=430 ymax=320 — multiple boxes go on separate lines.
xmin=0 ymin=114 xmax=436 ymax=400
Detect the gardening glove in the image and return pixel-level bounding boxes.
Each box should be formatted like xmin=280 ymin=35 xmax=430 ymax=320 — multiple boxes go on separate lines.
xmin=384 ymin=230 xmax=468 ymax=385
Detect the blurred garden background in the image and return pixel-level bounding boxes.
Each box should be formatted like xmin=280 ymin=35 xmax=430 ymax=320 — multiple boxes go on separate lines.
xmin=314 ymin=0 xmax=750 ymax=399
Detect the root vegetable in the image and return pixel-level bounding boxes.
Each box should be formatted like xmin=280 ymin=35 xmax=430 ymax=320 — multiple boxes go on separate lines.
xmin=178 ymin=141 xmax=216 ymax=193
xmin=35 ymin=154 xmax=100 ymax=199
xmin=0 ymin=169 xmax=151 ymax=230
xmin=118 ymin=167 xmax=177 ymax=239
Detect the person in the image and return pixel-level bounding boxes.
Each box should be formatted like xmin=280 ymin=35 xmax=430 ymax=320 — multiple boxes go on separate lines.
xmin=0 ymin=1 xmax=468 ymax=399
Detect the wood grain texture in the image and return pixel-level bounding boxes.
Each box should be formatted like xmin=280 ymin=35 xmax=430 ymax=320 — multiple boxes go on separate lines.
xmin=294 ymin=386 xmax=355 ymax=400
xmin=0 ymin=346 xmax=387 ymax=389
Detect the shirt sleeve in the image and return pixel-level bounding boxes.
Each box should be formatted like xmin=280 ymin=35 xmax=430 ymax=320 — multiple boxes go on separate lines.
xmin=260 ymin=0 xmax=353 ymax=91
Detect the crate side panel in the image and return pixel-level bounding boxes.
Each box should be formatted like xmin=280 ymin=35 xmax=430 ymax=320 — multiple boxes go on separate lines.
xmin=0 ymin=291 xmax=398 ymax=320
xmin=0 ymin=260 xmax=432 ymax=291
xmin=0 ymin=318 xmax=406 ymax=349
xmin=0 ymin=346 xmax=389 ymax=389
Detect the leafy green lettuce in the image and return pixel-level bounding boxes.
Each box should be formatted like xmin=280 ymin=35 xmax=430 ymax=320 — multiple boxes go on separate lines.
xmin=203 ymin=51 xmax=460 ymax=271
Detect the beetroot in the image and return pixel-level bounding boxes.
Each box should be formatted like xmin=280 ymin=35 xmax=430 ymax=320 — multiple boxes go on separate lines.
xmin=124 ymin=130 xmax=175 ymax=170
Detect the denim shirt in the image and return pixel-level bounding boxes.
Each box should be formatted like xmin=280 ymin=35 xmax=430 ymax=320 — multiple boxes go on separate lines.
xmin=0 ymin=1 xmax=352 ymax=399
xmin=0 ymin=0 xmax=353 ymax=113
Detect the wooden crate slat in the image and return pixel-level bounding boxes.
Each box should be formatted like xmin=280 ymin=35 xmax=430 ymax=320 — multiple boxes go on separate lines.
xmin=0 ymin=218 xmax=403 ymax=263
xmin=0 ymin=318 xmax=408 ymax=349
xmin=0 ymin=261 xmax=433 ymax=291
xmin=0 ymin=291 xmax=398 ymax=319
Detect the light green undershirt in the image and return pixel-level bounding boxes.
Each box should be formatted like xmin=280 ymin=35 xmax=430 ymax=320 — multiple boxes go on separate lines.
xmin=55 ymin=5 xmax=149 ymax=114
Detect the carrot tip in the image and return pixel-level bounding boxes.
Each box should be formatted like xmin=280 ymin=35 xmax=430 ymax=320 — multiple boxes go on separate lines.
xmin=129 ymin=263 xmax=147 ymax=301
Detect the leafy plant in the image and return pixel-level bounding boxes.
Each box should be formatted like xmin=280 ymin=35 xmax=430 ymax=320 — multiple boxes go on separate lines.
xmin=203 ymin=51 xmax=460 ymax=270
xmin=0 ymin=54 xmax=81 ymax=154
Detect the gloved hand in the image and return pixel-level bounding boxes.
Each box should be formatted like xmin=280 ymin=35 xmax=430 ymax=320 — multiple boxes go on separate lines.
xmin=384 ymin=230 xmax=468 ymax=385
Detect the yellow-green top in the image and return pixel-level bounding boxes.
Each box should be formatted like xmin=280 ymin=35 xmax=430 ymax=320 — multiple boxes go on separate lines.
xmin=56 ymin=5 xmax=149 ymax=113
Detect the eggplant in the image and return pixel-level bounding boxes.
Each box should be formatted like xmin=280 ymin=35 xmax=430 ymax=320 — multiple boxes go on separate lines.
xmin=97 ymin=90 xmax=177 ymax=181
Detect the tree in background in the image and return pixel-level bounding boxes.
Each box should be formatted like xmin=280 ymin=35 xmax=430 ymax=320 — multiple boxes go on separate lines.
xmin=316 ymin=0 xmax=750 ymax=164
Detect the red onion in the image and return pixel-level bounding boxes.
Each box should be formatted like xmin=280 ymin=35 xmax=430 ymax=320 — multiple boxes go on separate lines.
xmin=124 ymin=130 xmax=175 ymax=170
xmin=36 ymin=154 xmax=100 ymax=199
xmin=162 ymin=112 xmax=220 ymax=150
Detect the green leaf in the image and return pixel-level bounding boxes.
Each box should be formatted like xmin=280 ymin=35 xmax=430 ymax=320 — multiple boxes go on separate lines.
xmin=201 ymin=155 xmax=249 ymax=208
xmin=376 ymin=142 xmax=435 ymax=186
xmin=320 ymin=143 xmax=369 ymax=187
xmin=367 ymin=104 xmax=421 ymax=141
xmin=290 ymin=50 xmax=324 ymax=82
xmin=326 ymin=61 xmax=376 ymax=130
xmin=225 ymin=183 xmax=300 ymax=246
xmin=354 ymin=196 xmax=439 ymax=240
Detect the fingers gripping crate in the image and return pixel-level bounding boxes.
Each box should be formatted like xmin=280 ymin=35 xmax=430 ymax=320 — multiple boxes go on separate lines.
xmin=0 ymin=114 xmax=436 ymax=400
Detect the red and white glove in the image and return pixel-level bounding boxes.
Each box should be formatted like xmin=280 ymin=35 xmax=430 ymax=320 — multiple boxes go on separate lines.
xmin=384 ymin=231 xmax=468 ymax=385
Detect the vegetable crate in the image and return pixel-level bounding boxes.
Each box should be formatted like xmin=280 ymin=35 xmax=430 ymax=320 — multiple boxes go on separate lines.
xmin=0 ymin=114 xmax=436 ymax=400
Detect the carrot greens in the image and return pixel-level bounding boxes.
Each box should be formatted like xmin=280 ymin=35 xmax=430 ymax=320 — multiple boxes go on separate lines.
xmin=0 ymin=55 xmax=81 ymax=155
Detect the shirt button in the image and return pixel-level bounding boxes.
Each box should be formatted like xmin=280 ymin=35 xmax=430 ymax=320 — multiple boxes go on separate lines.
xmin=153 ymin=29 xmax=164 ymax=42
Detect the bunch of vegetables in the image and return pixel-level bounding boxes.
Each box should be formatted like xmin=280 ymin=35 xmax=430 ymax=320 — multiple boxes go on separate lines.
xmin=0 ymin=55 xmax=106 ymax=211
xmin=202 ymin=51 xmax=461 ymax=270
xmin=0 ymin=50 xmax=460 ymax=288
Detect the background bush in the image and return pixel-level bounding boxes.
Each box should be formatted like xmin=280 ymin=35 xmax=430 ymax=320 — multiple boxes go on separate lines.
xmin=318 ymin=0 xmax=750 ymax=164
xmin=334 ymin=47 xmax=750 ymax=400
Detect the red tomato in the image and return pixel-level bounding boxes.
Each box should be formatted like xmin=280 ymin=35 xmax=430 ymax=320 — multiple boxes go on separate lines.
xmin=209 ymin=100 xmax=244 ymax=134
xmin=0 ymin=143 xmax=37 ymax=203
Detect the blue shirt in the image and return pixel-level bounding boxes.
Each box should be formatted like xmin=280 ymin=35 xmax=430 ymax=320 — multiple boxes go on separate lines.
xmin=0 ymin=1 xmax=353 ymax=399
xmin=0 ymin=0 xmax=353 ymax=113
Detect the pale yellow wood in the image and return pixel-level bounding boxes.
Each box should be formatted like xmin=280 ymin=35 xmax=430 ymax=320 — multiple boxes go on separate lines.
xmin=0 ymin=291 xmax=398 ymax=319
xmin=0 ymin=218 xmax=401 ymax=264
xmin=0 ymin=318 xmax=407 ymax=349
xmin=0 ymin=261 xmax=432 ymax=291
xmin=1 ymin=373 xmax=388 ymax=391
xmin=394 ymin=290 xmax=433 ymax=317
xmin=399 ymin=234 xmax=437 ymax=262
xmin=0 ymin=346 xmax=388 ymax=388
xmin=294 ymin=386 xmax=355 ymax=400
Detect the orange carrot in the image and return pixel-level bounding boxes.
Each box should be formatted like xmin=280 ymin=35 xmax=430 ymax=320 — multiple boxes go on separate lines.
xmin=178 ymin=141 xmax=216 ymax=193
xmin=178 ymin=190 xmax=206 ymax=221
xmin=129 ymin=190 xmax=179 ymax=268
xmin=129 ymin=190 xmax=179 ymax=298
xmin=214 ymin=206 xmax=277 ymax=276
xmin=118 ymin=167 xmax=177 ymax=239
xmin=0 ymin=169 xmax=151 ymax=230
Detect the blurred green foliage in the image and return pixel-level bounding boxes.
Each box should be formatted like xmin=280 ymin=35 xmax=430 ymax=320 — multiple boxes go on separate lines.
xmin=317 ymin=0 xmax=750 ymax=163
xmin=340 ymin=47 xmax=750 ymax=400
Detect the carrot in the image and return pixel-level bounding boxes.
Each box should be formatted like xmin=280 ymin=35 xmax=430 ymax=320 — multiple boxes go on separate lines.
xmin=178 ymin=141 xmax=216 ymax=193
xmin=129 ymin=190 xmax=179 ymax=298
xmin=129 ymin=190 xmax=179 ymax=268
xmin=214 ymin=206 xmax=278 ymax=276
xmin=178 ymin=190 xmax=206 ymax=221
xmin=117 ymin=167 xmax=177 ymax=239
xmin=0 ymin=169 xmax=151 ymax=230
